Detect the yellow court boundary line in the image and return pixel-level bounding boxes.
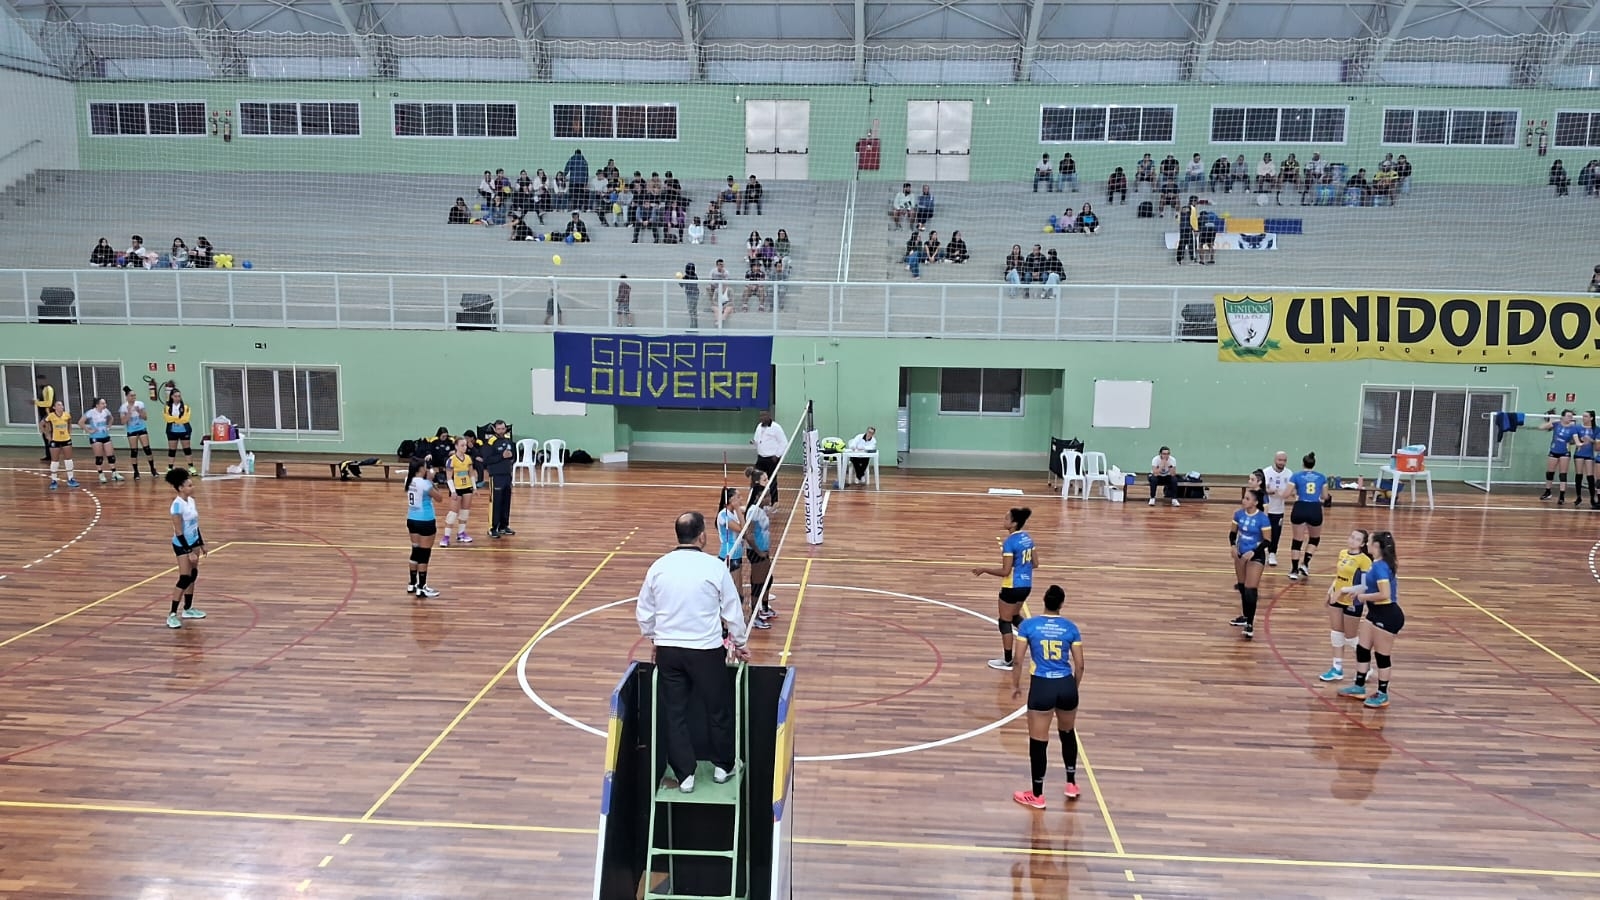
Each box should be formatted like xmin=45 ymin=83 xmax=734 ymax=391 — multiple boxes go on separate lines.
xmin=777 ymin=558 xmax=814 ymax=665
xmin=1075 ymin=735 xmax=1124 ymax=856
xmin=360 ymin=548 xmax=622 ymax=820
xmin=1431 ymin=578 xmax=1600 ymax=686
xmin=0 ymin=543 xmax=242 ymax=650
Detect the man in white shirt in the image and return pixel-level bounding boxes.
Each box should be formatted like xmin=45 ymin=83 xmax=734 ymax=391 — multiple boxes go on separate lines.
xmin=890 ymin=183 xmax=915 ymax=229
xmin=636 ymin=511 xmax=751 ymax=793
xmin=1033 ymin=154 xmax=1055 ymax=193
xmin=846 ymin=426 xmax=877 ymax=486
xmin=1185 ymin=153 xmax=1206 ymax=191
xmin=1256 ymin=153 xmax=1280 ymax=203
xmin=1149 ymin=446 xmax=1180 ymax=507
xmin=1261 ymin=451 xmax=1294 ymax=567
xmin=751 ymin=410 xmax=787 ymax=504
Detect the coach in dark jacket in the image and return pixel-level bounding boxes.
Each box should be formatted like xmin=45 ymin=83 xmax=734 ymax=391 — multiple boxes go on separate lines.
xmin=476 ymin=420 xmax=517 ymax=538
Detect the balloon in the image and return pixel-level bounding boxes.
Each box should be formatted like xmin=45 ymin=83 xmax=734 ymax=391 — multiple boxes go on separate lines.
xmin=1043 ymin=225 xmax=1054 ymax=233
xmin=573 ymin=232 xmax=584 ymax=242
xmin=552 ymin=254 xmax=562 ymax=265
xmin=242 ymin=261 xmax=253 ymax=269
xmin=1048 ymin=215 xmax=1058 ymax=227
xmin=564 ymin=234 xmax=575 ymax=244
xmin=612 ymin=202 xmax=623 ymax=215
xmin=674 ymin=271 xmax=685 ymax=279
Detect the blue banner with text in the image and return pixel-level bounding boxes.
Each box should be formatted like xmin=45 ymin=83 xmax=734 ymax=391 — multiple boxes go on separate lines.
xmin=553 ymin=333 xmax=773 ymax=409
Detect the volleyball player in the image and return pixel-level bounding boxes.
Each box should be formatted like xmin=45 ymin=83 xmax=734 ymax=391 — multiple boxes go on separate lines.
xmin=1009 ymin=584 xmax=1084 ymax=809
xmin=1318 ymin=529 xmax=1371 ymax=682
xmin=164 ymin=467 xmax=207 ymax=629
xmin=973 ymin=507 xmax=1037 ymax=671
xmin=1571 ymin=411 xmax=1595 ymax=508
xmin=745 ymin=487 xmax=775 ymax=628
xmin=163 ymin=386 xmax=196 ymax=474
xmin=120 ymin=387 xmax=158 ymax=479
xmin=1284 ymin=452 xmax=1329 ymax=581
xmin=1261 ymin=451 xmax=1293 ymax=566
xmin=717 ymin=487 xmax=746 ymax=604
xmin=1538 ymin=409 xmax=1581 ymax=503
xmin=79 ymin=398 xmax=123 ymax=484
xmin=442 ymin=437 xmax=476 ymax=547
xmin=39 ymin=400 xmax=78 ymax=489
xmin=1337 ymin=531 xmax=1403 ymax=708
xmin=405 ymin=457 xmax=447 ymax=598
xmin=1228 ymin=470 xmax=1271 ymax=640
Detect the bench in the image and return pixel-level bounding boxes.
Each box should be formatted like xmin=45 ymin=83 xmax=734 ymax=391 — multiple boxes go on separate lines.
xmin=272 ymin=457 xmax=400 ymax=481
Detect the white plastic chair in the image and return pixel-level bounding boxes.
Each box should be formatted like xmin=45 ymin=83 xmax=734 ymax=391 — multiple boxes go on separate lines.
xmin=1378 ymin=444 xmax=1433 ymax=509
xmin=512 ymin=438 xmax=539 ymax=486
xmin=540 ymin=438 xmax=567 ymax=485
xmin=1060 ymin=449 xmax=1085 ymax=499
xmin=1082 ymin=451 xmax=1111 ymax=499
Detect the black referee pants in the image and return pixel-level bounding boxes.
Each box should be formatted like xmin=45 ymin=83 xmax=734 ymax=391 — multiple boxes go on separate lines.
xmin=490 ymin=472 xmax=512 ymax=532
xmin=755 ymin=455 xmax=779 ymax=504
xmin=656 ymin=645 xmax=736 ymax=781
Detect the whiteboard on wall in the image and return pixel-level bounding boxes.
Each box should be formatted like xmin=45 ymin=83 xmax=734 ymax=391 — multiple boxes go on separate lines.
xmin=530 ymin=368 xmax=587 ymax=416
xmin=1092 ymin=379 xmax=1153 ymax=429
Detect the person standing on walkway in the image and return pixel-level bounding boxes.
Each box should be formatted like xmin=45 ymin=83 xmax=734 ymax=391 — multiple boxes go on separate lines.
xmin=751 ymin=409 xmax=787 ymax=506
xmin=35 ymin=372 xmax=55 ymax=462
xmin=637 ymin=511 xmax=751 ymax=793
xmin=476 ymin=419 xmax=517 ymax=538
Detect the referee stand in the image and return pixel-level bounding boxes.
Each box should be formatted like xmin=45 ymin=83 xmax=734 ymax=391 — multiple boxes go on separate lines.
xmin=593 ymin=662 xmax=796 ymax=900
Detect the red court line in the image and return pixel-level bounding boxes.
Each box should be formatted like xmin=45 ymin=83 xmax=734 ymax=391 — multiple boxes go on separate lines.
xmin=1437 ymin=621 xmax=1600 ymax=730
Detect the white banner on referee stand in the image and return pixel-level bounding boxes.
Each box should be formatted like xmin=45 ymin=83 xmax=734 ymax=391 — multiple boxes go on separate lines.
xmin=803 ymin=426 xmax=824 ymax=545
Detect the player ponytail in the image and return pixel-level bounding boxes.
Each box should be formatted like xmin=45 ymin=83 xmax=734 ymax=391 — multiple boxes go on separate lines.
xmin=405 ymin=456 xmax=428 ymax=490
xmin=1009 ymin=507 xmax=1033 ymax=529
xmin=1302 ymin=451 xmax=1317 ymax=469
xmin=165 ymin=467 xmax=190 ymax=491
xmin=1043 ymin=584 xmax=1065 ymax=612
xmin=1370 ymin=531 xmax=1398 ymax=572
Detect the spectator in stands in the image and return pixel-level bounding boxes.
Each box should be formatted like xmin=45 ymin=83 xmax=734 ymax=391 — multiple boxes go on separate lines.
xmin=485 ymin=190 xmax=507 ymax=226
xmin=589 ymin=172 xmax=611 ymax=223
xmin=741 ymin=176 xmax=764 ymax=215
xmin=533 ymin=170 xmax=553 ymax=223
xmin=615 ymin=274 xmax=633 ymax=326
xmin=1057 ymin=206 xmax=1080 ymax=233
xmin=193 ymin=236 xmax=214 ymax=268
xmin=517 ymin=168 xmax=532 ymax=193
xmin=681 ymin=262 xmax=701 ymax=328
xmin=710 ymin=259 xmax=732 ymax=313
xmin=1256 ymin=153 xmax=1280 ymax=203
xmin=1280 ymin=153 xmax=1301 ymax=193
xmin=1034 ymin=154 xmax=1055 ymax=193
xmin=758 ymin=237 xmax=777 ymax=269
xmin=745 ymin=230 xmax=763 ymax=264
xmin=1107 ymin=167 xmax=1128 ymax=205
xmin=742 ymin=260 xmax=770 ymax=312
xmin=1551 ymin=160 xmax=1571 ymax=197
xmin=1176 ymin=196 xmax=1197 ymax=265
xmin=509 ymin=213 xmax=534 ymax=241
xmin=664 ymin=204 xmax=686 ymax=243
xmin=774 ymin=228 xmax=792 ymax=267
xmin=1197 ymin=210 xmax=1217 ymax=264
xmin=770 ymin=259 xmax=789 ymax=308
xmin=889 ymin=183 xmax=915 ymax=229
xmin=552 ymin=170 xmax=570 ymax=209
xmin=946 ymin=230 xmax=970 ymax=264
xmin=1057 ymin=153 xmax=1078 ymax=192
xmin=1346 ymin=168 xmax=1370 ymax=205
xmin=1160 ymin=154 xmax=1180 ymax=185
xmin=1135 ymin=153 xmax=1155 ymax=193
xmin=125 ymin=235 xmax=156 ymax=269
xmin=632 ymin=198 xmax=661 ymax=244
xmin=1157 ymin=175 xmax=1180 ymax=216
xmin=1230 ymin=155 xmax=1249 ymax=191
xmin=1185 ymin=154 xmax=1206 ymax=192
xmin=1024 ymin=244 xmax=1046 ymax=294
xmin=923 ymin=230 xmax=943 ymax=263
xmin=1589 ymin=265 xmax=1600 ymax=293
xmin=915 ymin=185 xmax=936 ymax=227
xmin=1042 ymin=249 xmax=1065 ymax=299
xmin=477 ymin=170 xmax=494 ymax=204
xmin=1373 ymin=167 xmax=1399 ymax=204
xmin=1396 ymin=155 xmax=1413 ymax=194
xmin=565 ymin=149 xmax=589 ymax=210
xmin=905 ymin=231 xmax=923 ymax=280
xmin=169 ymin=238 xmax=190 ymax=269
xmin=90 ymin=237 xmax=115 ymax=267
xmin=512 ymin=179 xmax=535 ymax=218
xmin=1378 ymin=153 xmax=1396 ymax=174
xmin=705 ymin=200 xmax=728 ymax=231
xmin=1077 ymin=203 xmax=1099 ymax=235
xmin=720 ymin=176 xmax=739 ymax=206
xmin=1004 ymin=244 xmax=1026 ymax=297
xmin=600 ymin=158 xmax=620 ymax=185
xmin=687 ymin=216 xmax=706 ymax=245
xmin=1305 ymin=152 xmax=1326 ymax=181
xmin=664 ymin=171 xmax=684 ymax=208
xmin=565 ymin=211 xmax=590 ymax=241
xmin=1209 ymin=156 xmax=1231 ymax=193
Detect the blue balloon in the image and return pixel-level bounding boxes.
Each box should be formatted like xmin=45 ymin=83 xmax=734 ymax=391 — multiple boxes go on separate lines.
xmin=1048 ymin=215 xmax=1058 ymax=227
xmin=242 ymin=260 xmax=253 ymax=269
xmin=564 ymin=234 xmax=575 ymax=244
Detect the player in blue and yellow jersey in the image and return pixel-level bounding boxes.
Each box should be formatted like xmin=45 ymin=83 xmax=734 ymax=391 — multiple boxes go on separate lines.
xmin=1570 ymin=411 xmax=1596 ymax=509
xmin=442 ymin=437 xmax=476 ymax=547
xmin=1228 ymin=470 xmax=1272 ymax=640
xmin=1538 ymin=409 xmax=1582 ymax=504
xmin=1009 ymin=585 xmax=1084 ymax=809
xmin=39 ymin=399 xmax=78 ymax=489
xmin=405 ymin=456 xmax=448 ymax=598
xmin=1283 ymin=452 xmax=1329 ymax=582
xmin=973 ymin=507 xmax=1038 ymax=671
xmin=1317 ymin=529 xmax=1371 ymax=683
xmin=1338 ymin=531 xmax=1404 ymax=708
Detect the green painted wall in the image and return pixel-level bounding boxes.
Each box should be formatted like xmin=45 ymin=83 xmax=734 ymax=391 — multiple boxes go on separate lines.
xmin=6 ymin=324 xmax=1598 ymax=482
xmin=75 ymin=80 xmax=1571 ymax=185
xmin=903 ymin=367 xmax=1059 ymax=456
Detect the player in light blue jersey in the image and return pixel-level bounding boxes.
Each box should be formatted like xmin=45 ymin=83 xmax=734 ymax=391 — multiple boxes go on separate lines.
xmin=120 ymin=386 xmax=158 ymax=479
xmin=406 ymin=456 xmax=448 ymax=598
xmin=1284 ymin=452 xmax=1329 ymax=582
xmin=164 ymin=468 xmax=207 ymax=629
xmin=745 ymin=488 xmax=775 ymax=628
xmin=1228 ymin=470 xmax=1272 ymax=640
xmin=78 ymin=397 xmax=123 ymax=484
xmin=1538 ymin=409 xmax=1581 ymax=504
xmin=716 ymin=487 xmax=747 ymax=606
xmin=1009 ymin=585 xmax=1085 ymax=810
xmin=973 ymin=507 xmax=1038 ymax=672
xmin=1570 ymin=411 xmax=1595 ymax=509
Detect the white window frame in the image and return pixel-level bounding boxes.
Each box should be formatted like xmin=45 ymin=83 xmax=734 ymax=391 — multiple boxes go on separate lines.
xmin=550 ymin=102 xmax=681 ymax=142
xmin=237 ymin=100 xmax=362 ymax=138
xmin=86 ymin=100 xmax=209 ymax=138
xmin=1356 ymin=383 xmax=1515 ymax=463
xmin=391 ymin=101 xmax=520 ymax=140
xmin=1552 ymin=109 xmax=1600 ymax=149
xmin=1380 ymin=106 xmax=1521 ymax=148
xmin=1038 ymin=104 xmax=1176 ymax=144
xmin=937 ymin=368 xmax=1026 ymax=417
xmin=1208 ymin=105 xmax=1349 ymax=145
xmin=3 ymin=360 xmax=125 ymax=428
xmin=204 ymin=363 xmax=343 ymax=437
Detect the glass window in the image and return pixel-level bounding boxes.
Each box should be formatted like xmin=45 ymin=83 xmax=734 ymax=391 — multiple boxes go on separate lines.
xmin=1040 ymin=107 xmax=1071 ymax=142
xmin=1382 ymin=109 xmax=1413 ymax=144
xmin=616 ymin=105 xmax=647 ymax=140
xmin=645 ymin=105 xmax=676 ymax=140
xmin=1107 ymin=107 xmax=1141 ymax=142
xmin=148 ymin=102 xmax=178 ymax=135
xmin=89 ymin=103 xmax=118 ymax=136
xmin=1211 ymin=107 xmax=1244 ymax=143
xmin=1072 ymin=107 xmax=1106 ymax=141
xmin=1415 ymin=109 xmax=1448 ymax=144
xmin=486 ymin=103 xmax=517 ymax=137
xmin=1243 ymin=107 xmax=1278 ymax=142
xmin=583 ymin=104 xmax=613 ymax=139
xmin=330 ymin=102 xmax=360 ymax=135
xmin=423 ymin=103 xmax=453 ymax=137
xmin=394 ymin=103 xmax=422 ymax=136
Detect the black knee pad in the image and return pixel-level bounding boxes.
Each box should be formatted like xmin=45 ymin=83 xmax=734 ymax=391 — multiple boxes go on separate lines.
xmin=1374 ymin=653 xmax=1392 ymax=669
xmin=409 ymin=546 xmax=424 ymax=564
xmin=1307 ymin=537 xmax=1320 ymax=548
xmin=144 ymin=446 xmax=155 ymax=457
xmin=168 ymin=447 xmax=177 ymax=458
xmin=417 ymin=547 xmax=432 ymax=565
xmin=1291 ymin=539 xmax=1303 ymax=551
xmin=94 ymin=455 xmax=104 ymax=465
xmin=176 ymin=573 xmax=196 ymax=590
xmin=1012 ymin=614 xmax=1023 ymax=628
xmin=1355 ymin=645 xmax=1372 ymax=664
xmin=106 ymin=454 xmax=116 ymax=464
xmin=182 ymin=447 xmax=192 ymax=457
xmin=998 ymin=619 xmax=1013 ymax=636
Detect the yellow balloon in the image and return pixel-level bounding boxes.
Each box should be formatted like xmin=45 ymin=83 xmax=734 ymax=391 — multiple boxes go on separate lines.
xmin=574 ymin=232 xmax=585 ymax=242
xmin=552 ymin=255 xmax=562 ymax=266
xmin=612 ymin=202 xmax=623 ymax=215
xmin=1043 ymin=225 xmax=1055 ymax=233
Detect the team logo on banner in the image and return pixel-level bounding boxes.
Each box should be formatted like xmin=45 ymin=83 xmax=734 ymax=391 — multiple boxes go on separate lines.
xmin=1220 ymin=296 xmax=1279 ymax=358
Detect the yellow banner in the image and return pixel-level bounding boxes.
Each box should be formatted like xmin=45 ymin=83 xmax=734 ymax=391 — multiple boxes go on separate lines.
xmin=1215 ymin=291 xmax=1600 ymax=366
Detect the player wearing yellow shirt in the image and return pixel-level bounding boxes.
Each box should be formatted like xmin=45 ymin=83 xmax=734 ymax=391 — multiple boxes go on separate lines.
xmin=1318 ymin=530 xmax=1371 ymax=683
xmin=39 ymin=400 xmax=79 ymax=489
xmin=441 ymin=438 xmax=476 ymax=547
xmin=34 ymin=373 xmax=55 ymax=462
xmin=163 ymin=387 xmax=196 ymax=475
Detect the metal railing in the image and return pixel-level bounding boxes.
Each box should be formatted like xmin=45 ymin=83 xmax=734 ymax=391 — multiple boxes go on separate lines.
xmin=0 ymin=267 xmax=1236 ymax=341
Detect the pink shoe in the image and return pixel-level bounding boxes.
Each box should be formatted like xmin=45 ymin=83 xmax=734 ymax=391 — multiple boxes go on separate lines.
xmin=1063 ymin=783 xmax=1080 ymax=801
xmin=457 ymin=532 xmax=472 ymax=544
xmin=440 ymin=534 xmax=450 ymax=547
xmin=1012 ymin=790 xmax=1045 ymax=810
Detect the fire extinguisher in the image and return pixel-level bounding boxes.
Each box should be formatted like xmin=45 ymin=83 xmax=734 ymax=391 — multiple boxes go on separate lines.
xmin=1525 ymin=119 xmax=1534 ymax=148
xmin=143 ymin=375 xmax=160 ymax=401
xmin=1537 ymin=120 xmax=1549 ymax=157
xmin=209 ymin=110 xmax=219 ymax=137
xmin=223 ymin=110 xmax=233 ymax=143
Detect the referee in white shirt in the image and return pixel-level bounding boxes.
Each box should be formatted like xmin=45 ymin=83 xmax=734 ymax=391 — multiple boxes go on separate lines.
xmin=751 ymin=409 xmax=787 ymax=505
xmin=1261 ymin=451 xmax=1294 ymax=567
xmin=637 ymin=511 xmax=752 ymax=793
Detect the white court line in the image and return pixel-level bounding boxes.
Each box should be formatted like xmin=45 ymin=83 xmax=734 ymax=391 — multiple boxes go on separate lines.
xmin=516 ymin=583 xmax=1025 ymax=763
xmin=1589 ymin=540 xmax=1599 ymax=587
xmin=0 ymin=468 xmax=103 ymax=584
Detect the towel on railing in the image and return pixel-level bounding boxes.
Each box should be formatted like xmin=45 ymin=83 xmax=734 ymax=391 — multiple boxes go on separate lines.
xmin=1494 ymin=411 xmax=1525 ymax=441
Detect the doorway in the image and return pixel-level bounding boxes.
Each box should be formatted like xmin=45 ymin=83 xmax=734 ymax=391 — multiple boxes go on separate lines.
xmin=905 ymin=100 xmax=972 ymax=182
xmin=744 ymin=99 xmax=811 ymax=180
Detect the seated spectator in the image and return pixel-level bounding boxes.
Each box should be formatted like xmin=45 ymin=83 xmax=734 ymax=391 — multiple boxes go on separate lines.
xmin=1157 ymin=176 xmax=1180 ymax=216
xmin=923 ymin=230 xmax=943 ymax=263
xmin=1077 ymin=203 xmax=1099 ymax=234
xmin=1057 ymin=153 xmax=1078 ymax=192
xmin=915 ymin=185 xmax=935 ymax=227
xmin=946 ymin=230 xmax=970 ymax=264
xmin=705 ymin=200 xmax=728 ymax=231
xmin=1184 ymin=154 xmax=1206 ymax=191
xmin=1033 ymin=154 xmax=1055 ymax=193
xmin=1107 ymin=167 xmax=1128 ymax=205
xmin=770 ymin=259 xmax=790 ymax=309
xmin=1373 ymin=168 xmax=1399 ymax=204
xmin=552 ymin=170 xmax=570 ymax=208
xmin=1280 ymin=153 xmax=1301 ymax=190
xmin=890 ymin=183 xmax=915 ymax=229
xmin=745 ymin=230 xmax=763 ymax=263
xmin=1041 ymin=248 xmax=1065 ymax=300
xmin=89 ymin=237 xmax=115 ymax=267
xmin=192 ymin=236 xmax=215 ymax=269
xmin=169 ymin=238 xmax=190 ymax=269
xmin=1305 ymin=152 xmax=1327 ymax=184
xmin=1255 ymin=153 xmax=1280 ymax=202
xmin=600 ymin=158 xmax=620 ymax=184
xmin=1149 ymin=446 xmax=1180 ymax=507
xmin=448 ymin=197 xmax=471 ymax=224
xmin=511 ymin=181 xmax=536 ymax=218
xmin=664 ymin=171 xmax=685 ymax=208
xmin=1134 ymin=153 xmax=1155 ymax=192
xmin=632 ymin=199 xmax=661 ymax=244
xmin=1230 ymin=155 xmax=1249 ymax=191
xmin=740 ymin=176 xmax=764 ymax=215
xmin=1346 ymin=168 xmax=1370 ymax=205
xmin=565 ymin=211 xmax=590 ymax=241
xmin=1551 ymin=160 xmax=1571 ymax=197
xmin=687 ymin=216 xmax=706 ymax=245
xmin=1057 ymin=208 xmax=1079 ymax=233
xmin=1209 ymin=156 xmax=1231 ymax=193
xmin=758 ymin=237 xmax=777 ymax=268
xmin=485 ymin=191 xmax=507 ymax=225
xmin=741 ymin=261 xmax=769 ymax=312
xmin=1159 ymin=154 xmax=1180 ymax=185
xmin=1024 ymin=244 xmax=1047 ymax=295
xmin=1589 ymin=265 xmax=1600 ymax=293
xmin=905 ymin=230 xmax=923 ymax=280
xmin=721 ymin=176 xmax=740 ymax=206
xmin=509 ymin=213 xmax=534 ymax=241
xmin=1378 ymin=153 xmax=1396 ymax=174
xmin=1004 ymin=244 xmax=1026 ymax=296
xmin=477 ymin=170 xmax=494 ymax=204
xmin=124 ymin=235 xmax=156 ymax=269
xmin=517 ymin=168 xmax=533 ymax=195
xmin=664 ymin=204 xmax=686 ymax=243
xmin=1396 ymin=155 xmax=1413 ymax=194
xmin=589 ymin=172 xmax=611 ymax=223
xmin=774 ymin=228 xmax=792 ymax=266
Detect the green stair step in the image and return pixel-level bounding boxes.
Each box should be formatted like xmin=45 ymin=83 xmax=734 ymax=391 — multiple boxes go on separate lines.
xmin=654 ymin=761 xmax=743 ymax=806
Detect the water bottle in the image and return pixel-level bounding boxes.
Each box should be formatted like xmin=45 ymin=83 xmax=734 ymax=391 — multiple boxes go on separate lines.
xmin=245 ymin=452 xmax=256 ymax=475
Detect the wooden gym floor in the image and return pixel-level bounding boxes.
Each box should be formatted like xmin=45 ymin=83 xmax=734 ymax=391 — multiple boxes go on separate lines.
xmin=0 ymin=451 xmax=1597 ymax=899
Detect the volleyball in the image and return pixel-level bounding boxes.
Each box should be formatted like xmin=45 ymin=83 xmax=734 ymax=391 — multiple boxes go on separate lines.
xmin=552 ymin=254 xmax=562 ymax=265
xmin=674 ymin=271 xmax=684 ymax=279
xmin=821 ymin=437 xmax=846 ymax=453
